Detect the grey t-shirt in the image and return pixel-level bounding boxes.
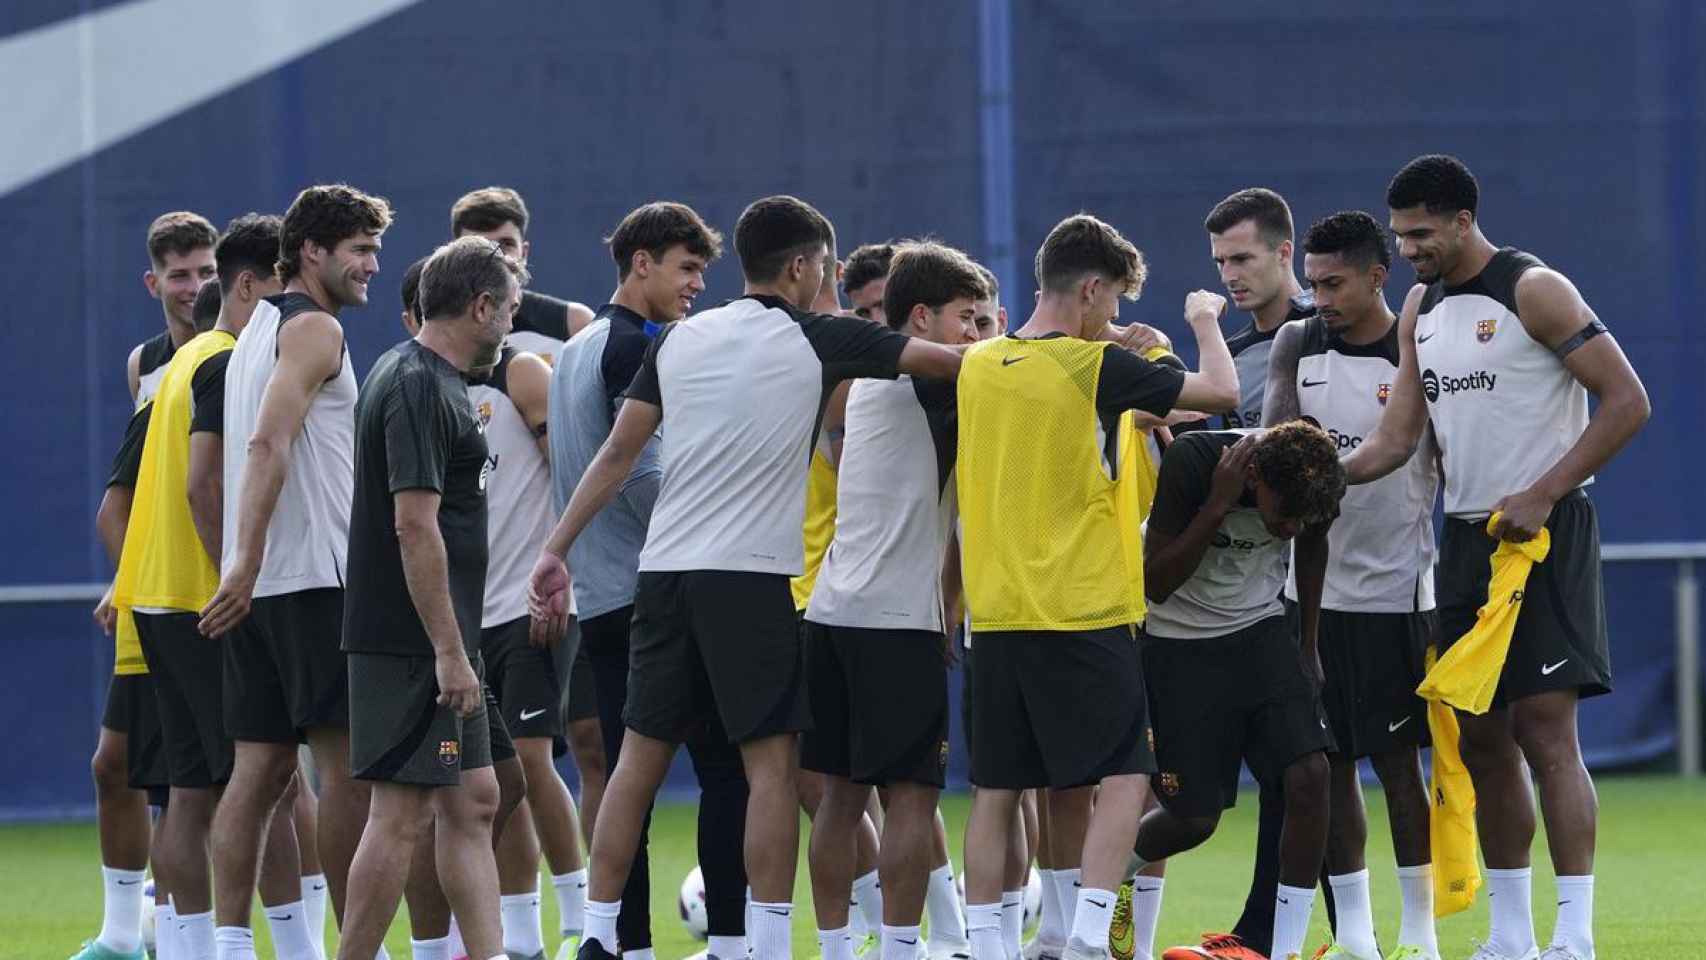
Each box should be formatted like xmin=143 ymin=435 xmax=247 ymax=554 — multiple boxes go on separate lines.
xmin=1142 ymin=430 xmax=1287 ymax=639
xmin=546 ymin=304 xmax=662 ymax=620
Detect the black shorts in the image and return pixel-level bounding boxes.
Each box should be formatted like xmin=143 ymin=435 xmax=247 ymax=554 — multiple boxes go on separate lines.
xmin=1318 ymin=609 xmax=1433 ymax=760
xmin=800 ymin=622 xmax=949 ymax=788
xmin=134 ymin=611 xmax=233 ymax=788
xmin=348 ymin=651 xmax=494 ymax=786
xmin=967 ymin=625 xmax=1153 ymax=790
xmin=486 ymin=685 xmax=515 ymax=764
xmin=101 ymin=673 xmax=169 ymax=790
xmin=1438 ymin=491 xmax=1611 ymax=707
xmin=482 ymin=616 xmax=565 ymax=741
xmin=561 ymin=624 xmax=599 ymax=724
xmin=625 ymin=571 xmax=810 ymax=745
xmin=1142 ymin=616 xmax=1333 ymax=818
xmin=224 ymin=588 xmax=350 ymax=742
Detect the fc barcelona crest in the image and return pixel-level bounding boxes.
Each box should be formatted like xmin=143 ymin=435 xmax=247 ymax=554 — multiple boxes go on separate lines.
xmin=1476 ymin=317 xmax=1497 ymax=343
xmin=1377 ymin=383 xmax=1391 ymax=406
xmin=1158 ymin=772 xmax=1180 ymax=796
xmin=438 ymin=739 xmax=460 ymax=767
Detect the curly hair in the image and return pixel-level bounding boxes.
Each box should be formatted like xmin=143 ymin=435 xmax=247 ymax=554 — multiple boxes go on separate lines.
xmin=277 ymin=184 xmax=393 ymax=282
xmin=1387 ymin=154 xmax=1479 ymax=218
xmin=1252 ymin=421 xmax=1346 ymax=526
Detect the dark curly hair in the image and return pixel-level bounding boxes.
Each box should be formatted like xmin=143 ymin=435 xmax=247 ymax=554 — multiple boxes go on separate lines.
xmin=1387 ymin=154 xmax=1479 ymax=218
xmin=277 ymin=184 xmax=393 ymax=282
xmin=1034 ymin=213 xmax=1147 ymax=300
xmin=1303 ymin=211 xmax=1391 ymax=271
xmin=1253 ymin=421 xmax=1346 ymax=526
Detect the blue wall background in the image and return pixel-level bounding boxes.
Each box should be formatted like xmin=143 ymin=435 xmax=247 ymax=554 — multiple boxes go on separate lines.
xmin=1 ymin=0 xmax=1700 ymax=817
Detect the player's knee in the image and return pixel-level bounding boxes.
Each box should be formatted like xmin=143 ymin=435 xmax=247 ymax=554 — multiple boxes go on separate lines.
xmin=91 ymin=742 xmax=127 ymax=792
xmin=1178 ymin=813 xmax=1220 ymax=846
xmin=1284 ymin=751 xmax=1330 ymax=807
xmin=1370 ymin=749 xmax=1422 ymax=791
xmin=569 ymin=720 xmax=606 ymax=770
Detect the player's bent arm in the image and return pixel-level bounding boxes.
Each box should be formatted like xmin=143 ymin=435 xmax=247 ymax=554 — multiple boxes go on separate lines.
xmin=126 ymin=345 xmax=143 ymax=405
xmin=1511 ymin=269 xmax=1651 ymax=503
xmin=1143 ymin=503 xmax=1231 ymax=604
xmin=1292 ymin=521 xmax=1332 ymax=685
xmin=185 ymin=433 xmax=224 ymax=565
xmin=1171 ymin=307 xmax=1238 ymax=413
xmin=1344 ymin=284 xmax=1429 ymax=484
xmin=394 ymin=489 xmax=464 ymax=658
xmin=506 ymin=351 xmax=554 ymax=459
xmin=895 ymin=339 xmax=966 ymax=382
xmin=541 ymin=398 xmax=663 ymax=560
xmin=95 ymin=485 xmax=134 ymax=566
xmin=1261 ymin=321 xmax=1306 ymax=425
xmin=228 ymin=314 xmax=345 ymax=573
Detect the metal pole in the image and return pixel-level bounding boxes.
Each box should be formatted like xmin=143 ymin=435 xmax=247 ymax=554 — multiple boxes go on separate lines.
xmin=1677 ymin=558 xmax=1700 ymax=777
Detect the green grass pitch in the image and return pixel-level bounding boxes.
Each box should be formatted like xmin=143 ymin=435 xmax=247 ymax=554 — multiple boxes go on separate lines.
xmin=7 ymin=776 xmax=1702 ymax=959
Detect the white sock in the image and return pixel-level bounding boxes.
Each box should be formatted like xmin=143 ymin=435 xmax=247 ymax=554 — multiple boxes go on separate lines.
xmin=1485 ymin=867 xmax=1537 ymax=959
xmin=1068 ymin=888 xmax=1115 ymax=951
xmin=818 ymin=925 xmax=855 ymax=960
xmin=1128 ymin=878 xmax=1164 ymax=960
xmin=157 ymin=903 xmax=177 ymax=960
xmin=1394 ymin=864 xmax=1438 ymax=955
xmin=709 ymin=935 xmax=747 ymax=959
xmin=881 ymin=924 xmax=923 ymax=960
xmin=1551 ymin=874 xmax=1595 ymax=958
xmin=502 ymin=892 xmax=546 ymax=956
xmin=1032 ymin=869 xmax=1063 ymax=948
xmin=214 ymin=926 xmax=256 ymax=960
xmin=751 ymin=901 xmax=794 ymax=960
xmin=1049 ymin=870 xmax=1081 ymax=937
xmin=853 ymin=870 xmax=884 ymax=940
xmin=1270 ymin=884 xmax=1316 ymax=960
xmin=585 ymin=899 xmax=621 ymax=955
xmin=376 ymin=946 xmax=392 ymax=960
xmin=300 ymin=875 xmax=329 ymax=960
xmin=926 ymin=864 xmax=968 ymax=950
xmin=966 ymin=902 xmax=1004 ymax=960
xmin=410 ymin=936 xmax=450 ymax=960
xmin=446 ymin=915 xmax=464 ymax=959
xmin=98 ymin=866 xmax=148 ymax=954
xmin=266 ymin=900 xmax=319 ymax=960
xmin=178 ymin=910 xmax=216 ymax=960
xmin=1000 ymin=890 xmax=1024 ymax=956
xmin=1327 ymin=871 xmax=1377 ymax=959
xmin=623 ymin=950 xmax=656 ymax=960
xmin=553 ymin=870 xmax=588 ymax=937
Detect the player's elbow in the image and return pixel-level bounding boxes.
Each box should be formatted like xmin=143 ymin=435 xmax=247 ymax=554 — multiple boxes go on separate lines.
xmin=186 ymin=473 xmax=221 ymax=517
xmin=246 ymin=431 xmax=287 ymax=466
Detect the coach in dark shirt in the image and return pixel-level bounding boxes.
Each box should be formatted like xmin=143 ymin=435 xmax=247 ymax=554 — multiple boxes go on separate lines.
xmin=337 ymin=236 xmax=526 ymax=960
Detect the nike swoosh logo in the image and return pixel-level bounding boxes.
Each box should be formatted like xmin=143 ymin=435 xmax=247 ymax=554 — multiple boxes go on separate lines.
xmin=1086 ymin=899 xmax=1109 ymax=909
xmin=1417 ymin=332 xmax=1437 ymax=343
xmin=1301 ymin=378 xmax=1327 ymax=387
xmin=1388 ymin=716 xmax=1412 ymax=733
xmin=519 ymin=707 xmax=548 ymax=721
xmin=1 ymin=0 xmax=423 ymax=198
xmin=1558 ymin=900 xmax=1571 ymax=906
xmin=1001 ymin=356 xmax=1027 ymax=366
xmin=311 ymin=883 xmax=326 ymax=891
xmin=269 ymin=913 xmax=293 ymax=921
xmin=897 ymin=939 xmax=918 ymax=945
xmin=1541 ymin=659 xmax=1569 ymax=676
xmin=1134 ymin=886 xmax=1161 ymax=893
xmin=765 ymin=908 xmax=791 ymax=916
xmin=1277 ymin=896 xmax=1289 ymax=904
xmin=117 ymin=879 xmax=141 ymax=886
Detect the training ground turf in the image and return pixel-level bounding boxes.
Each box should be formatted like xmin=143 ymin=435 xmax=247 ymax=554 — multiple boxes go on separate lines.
xmin=7 ymin=776 xmax=1702 ymax=959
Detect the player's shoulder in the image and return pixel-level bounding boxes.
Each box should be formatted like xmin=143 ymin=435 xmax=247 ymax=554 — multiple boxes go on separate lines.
xmin=1483 ymin=247 xmax=1549 ymax=314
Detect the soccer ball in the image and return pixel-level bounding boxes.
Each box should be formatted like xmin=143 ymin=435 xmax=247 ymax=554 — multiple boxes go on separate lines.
xmin=140 ymin=881 xmax=157 ymax=955
xmin=678 ymin=864 xmax=709 ymax=941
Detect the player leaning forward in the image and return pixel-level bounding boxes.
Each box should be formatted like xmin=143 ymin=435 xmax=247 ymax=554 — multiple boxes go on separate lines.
xmin=956 ymin=213 xmax=1239 ymax=960
xmin=1346 ymin=155 xmax=1649 ymax=960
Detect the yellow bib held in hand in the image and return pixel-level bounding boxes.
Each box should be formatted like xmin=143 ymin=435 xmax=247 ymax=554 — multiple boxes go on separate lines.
xmin=1424 ymin=644 xmax=1481 ymax=917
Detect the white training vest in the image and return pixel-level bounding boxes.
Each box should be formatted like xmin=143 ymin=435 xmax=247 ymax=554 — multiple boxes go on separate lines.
xmin=1414 ymin=248 xmax=1590 ymax=519
xmin=467 ymin=348 xmax=560 ymax=627
xmin=222 ymin=294 xmax=357 ymax=598
xmin=1285 ymin=318 xmax=1438 ymax=613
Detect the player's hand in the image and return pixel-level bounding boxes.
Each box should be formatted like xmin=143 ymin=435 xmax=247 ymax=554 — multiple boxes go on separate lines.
xmin=93 ymin=583 xmax=118 ymax=636
xmin=434 ymin=650 xmax=482 ymax=717
xmin=1489 ymin=488 xmax=1555 ymax=543
xmin=198 ymin=560 xmax=259 ymax=637
xmin=527 ymin=551 xmax=571 ymax=647
xmin=1183 ymin=290 xmax=1228 ymax=327
xmin=1108 ymin=322 xmax=1169 ymax=356
xmin=1208 ymin=435 xmax=1257 ymax=511
xmin=941 ymin=628 xmax=961 ymax=667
